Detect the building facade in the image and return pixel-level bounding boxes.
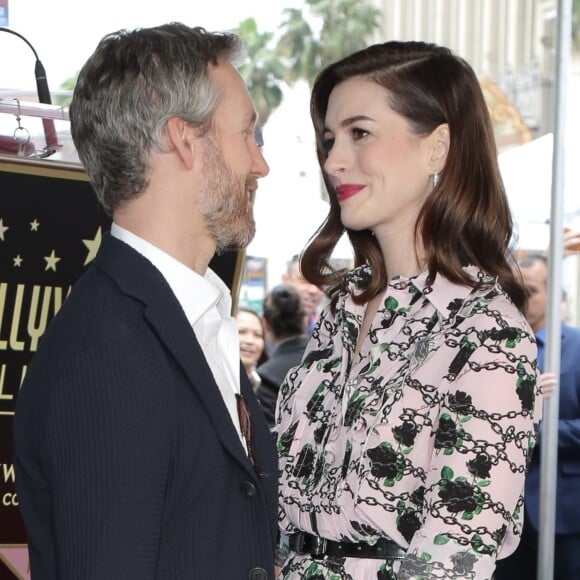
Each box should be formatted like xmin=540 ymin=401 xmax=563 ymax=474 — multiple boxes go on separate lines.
xmin=376 ymin=0 xmax=561 ymax=146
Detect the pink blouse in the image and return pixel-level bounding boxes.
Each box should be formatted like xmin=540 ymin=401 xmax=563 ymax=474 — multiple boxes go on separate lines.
xmin=275 ymin=266 xmax=541 ymax=579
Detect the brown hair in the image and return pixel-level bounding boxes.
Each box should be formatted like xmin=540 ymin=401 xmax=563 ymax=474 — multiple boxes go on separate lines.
xmin=302 ymin=41 xmax=526 ymax=310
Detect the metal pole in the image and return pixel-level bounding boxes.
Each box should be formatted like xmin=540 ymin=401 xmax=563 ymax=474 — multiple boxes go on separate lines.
xmin=537 ymin=0 xmax=572 ymax=578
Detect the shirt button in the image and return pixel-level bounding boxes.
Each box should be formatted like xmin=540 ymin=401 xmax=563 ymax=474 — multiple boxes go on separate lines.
xmin=249 ymin=568 xmax=267 ymax=580
xmin=241 ymin=481 xmax=256 ymax=496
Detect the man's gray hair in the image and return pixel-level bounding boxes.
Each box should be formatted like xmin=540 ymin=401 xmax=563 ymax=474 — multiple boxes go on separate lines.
xmin=69 ymin=23 xmax=243 ymax=214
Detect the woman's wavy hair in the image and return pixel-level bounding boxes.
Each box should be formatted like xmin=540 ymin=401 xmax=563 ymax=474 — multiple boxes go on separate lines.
xmin=70 ymin=23 xmax=242 ymax=215
xmin=302 ymin=40 xmax=526 ymax=311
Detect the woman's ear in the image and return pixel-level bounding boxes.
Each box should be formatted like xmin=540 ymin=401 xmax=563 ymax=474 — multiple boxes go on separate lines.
xmin=428 ymin=123 xmax=450 ymax=170
xmin=166 ymin=117 xmax=194 ymax=171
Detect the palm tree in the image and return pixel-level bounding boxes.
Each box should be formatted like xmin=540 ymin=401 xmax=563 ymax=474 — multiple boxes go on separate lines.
xmin=277 ymin=0 xmax=381 ymax=88
xmin=235 ymin=17 xmax=286 ymax=132
xmin=574 ymin=0 xmax=580 ymax=50
xmin=55 ymin=74 xmax=76 ymax=107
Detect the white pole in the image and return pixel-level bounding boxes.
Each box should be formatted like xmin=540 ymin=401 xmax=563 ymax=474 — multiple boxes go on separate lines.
xmin=537 ymin=0 xmax=572 ymax=578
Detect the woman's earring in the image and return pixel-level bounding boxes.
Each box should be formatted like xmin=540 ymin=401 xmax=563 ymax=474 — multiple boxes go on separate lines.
xmin=432 ymin=170 xmax=441 ymax=188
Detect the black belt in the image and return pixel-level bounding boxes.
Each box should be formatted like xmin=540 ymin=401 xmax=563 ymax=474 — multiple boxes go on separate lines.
xmin=288 ymin=531 xmax=406 ymax=560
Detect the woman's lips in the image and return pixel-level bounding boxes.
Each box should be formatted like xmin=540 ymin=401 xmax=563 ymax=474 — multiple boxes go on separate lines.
xmin=335 ymin=184 xmax=365 ymax=202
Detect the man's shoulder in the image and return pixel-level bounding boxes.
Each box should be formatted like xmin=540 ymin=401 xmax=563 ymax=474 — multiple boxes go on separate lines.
xmin=560 ymin=324 xmax=580 ymax=356
xmin=562 ymin=323 xmax=580 ymax=341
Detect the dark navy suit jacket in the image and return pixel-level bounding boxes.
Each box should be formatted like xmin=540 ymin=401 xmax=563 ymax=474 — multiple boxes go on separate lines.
xmin=525 ymin=323 xmax=580 ymax=534
xmin=257 ymin=334 xmax=309 ymax=428
xmin=14 ymin=234 xmax=277 ymax=579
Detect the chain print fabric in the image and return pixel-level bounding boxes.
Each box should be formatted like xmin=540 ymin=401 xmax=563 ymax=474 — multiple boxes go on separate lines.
xmin=275 ymin=265 xmax=541 ymax=579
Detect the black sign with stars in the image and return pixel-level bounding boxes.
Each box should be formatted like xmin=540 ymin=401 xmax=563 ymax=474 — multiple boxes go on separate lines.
xmin=0 ymin=158 xmax=244 ymax=578
xmin=0 ymin=159 xmax=112 ymax=578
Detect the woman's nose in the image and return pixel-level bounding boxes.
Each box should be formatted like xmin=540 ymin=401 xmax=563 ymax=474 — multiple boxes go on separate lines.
xmin=323 ymin=142 xmax=348 ymax=176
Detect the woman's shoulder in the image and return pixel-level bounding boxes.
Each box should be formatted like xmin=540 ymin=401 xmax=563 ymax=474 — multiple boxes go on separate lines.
xmin=461 ymin=266 xmax=533 ymax=333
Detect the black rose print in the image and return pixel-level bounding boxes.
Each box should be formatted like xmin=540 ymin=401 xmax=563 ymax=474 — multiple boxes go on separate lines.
xmin=293 ymin=444 xmax=315 ymax=479
xmin=439 ymin=478 xmax=479 ymax=514
xmin=393 ymin=419 xmax=419 ymax=447
xmin=516 ymin=363 xmax=536 ymax=413
xmin=397 ymin=509 xmax=422 ymax=542
xmin=448 ymin=391 xmax=473 ymax=414
xmin=435 ymin=414 xmax=462 ymax=452
xmin=367 ymin=443 xmax=403 ymax=480
xmin=451 ymin=551 xmax=478 ymax=574
xmin=467 ymin=452 xmax=492 ymax=480
xmin=277 ymin=421 xmax=298 ymax=456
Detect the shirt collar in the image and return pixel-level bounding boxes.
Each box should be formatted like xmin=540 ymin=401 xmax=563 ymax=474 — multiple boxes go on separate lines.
xmin=110 ymin=223 xmax=232 ymax=326
xmin=407 ymin=268 xmax=475 ymax=315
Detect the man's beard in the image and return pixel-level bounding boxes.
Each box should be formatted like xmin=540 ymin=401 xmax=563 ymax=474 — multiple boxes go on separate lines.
xmin=198 ymin=135 xmax=256 ymax=253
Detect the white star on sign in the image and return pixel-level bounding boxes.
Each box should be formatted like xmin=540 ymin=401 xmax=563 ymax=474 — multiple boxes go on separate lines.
xmin=44 ymin=249 xmax=61 ymax=272
xmin=82 ymin=227 xmax=102 ymax=265
xmin=13 ymin=255 xmax=23 ymax=267
xmin=0 ymin=219 xmax=9 ymax=241
xmin=30 ymin=219 xmax=40 ymax=231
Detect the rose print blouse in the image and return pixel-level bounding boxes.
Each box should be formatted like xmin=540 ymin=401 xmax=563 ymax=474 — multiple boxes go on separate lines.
xmin=275 ymin=265 xmax=541 ymax=579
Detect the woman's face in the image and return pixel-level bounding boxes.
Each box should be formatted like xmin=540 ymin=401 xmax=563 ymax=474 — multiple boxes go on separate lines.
xmin=321 ymin=76 xmax=436 ymax=239
xmin=236 ymin=310 xmax=265 ymax=370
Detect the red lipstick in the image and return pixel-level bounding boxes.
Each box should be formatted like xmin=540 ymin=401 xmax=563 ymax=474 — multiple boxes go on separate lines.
xmin=335 ymin=184 xmax=365 ymax=202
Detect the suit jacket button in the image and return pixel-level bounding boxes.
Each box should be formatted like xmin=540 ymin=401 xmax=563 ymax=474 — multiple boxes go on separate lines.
xmin=249 ymin=567 xmax=267 ymax=580
xmin=241 ymin=481 xmax=256 ymax=496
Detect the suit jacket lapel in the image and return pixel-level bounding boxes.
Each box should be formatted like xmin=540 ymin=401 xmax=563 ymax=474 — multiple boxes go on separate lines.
xmin=95 ymin=234 xmax=253 ymax=475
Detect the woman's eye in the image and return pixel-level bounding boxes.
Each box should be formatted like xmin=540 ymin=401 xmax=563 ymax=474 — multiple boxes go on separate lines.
xmin=351 ymin=127 xmax=369 ymax=140
xmin=321 ymin=136 xmax=334 ymax=152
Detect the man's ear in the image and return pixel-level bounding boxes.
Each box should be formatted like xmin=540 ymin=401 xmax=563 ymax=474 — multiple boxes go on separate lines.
xmin=166 ymin=116 xmax=194 ymax=171
xmin=427 ymin=123 xmax=450 ymax=170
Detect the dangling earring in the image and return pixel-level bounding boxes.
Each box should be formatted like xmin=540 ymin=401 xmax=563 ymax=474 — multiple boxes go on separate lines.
xmin=432 ymin=170 xmax=441 ymax=188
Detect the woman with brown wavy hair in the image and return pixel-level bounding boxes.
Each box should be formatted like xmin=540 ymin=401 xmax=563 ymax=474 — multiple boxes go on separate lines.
xmin=275 ymin=41 xmax=542 ymax=579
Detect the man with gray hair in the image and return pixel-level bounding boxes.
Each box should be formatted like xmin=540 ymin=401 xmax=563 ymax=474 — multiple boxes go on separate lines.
xmin=14 ymin=23 xmax=276 ymax=579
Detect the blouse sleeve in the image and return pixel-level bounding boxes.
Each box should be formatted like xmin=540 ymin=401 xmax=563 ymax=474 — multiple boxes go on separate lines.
xmin=397 ymin=313 xmax=541 ymax=579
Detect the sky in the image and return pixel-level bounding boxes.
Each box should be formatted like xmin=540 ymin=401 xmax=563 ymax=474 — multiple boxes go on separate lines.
xmin=1 ymin=0 xmax=300 ymax=90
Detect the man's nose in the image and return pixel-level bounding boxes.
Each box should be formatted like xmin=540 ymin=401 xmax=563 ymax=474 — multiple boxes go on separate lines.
xmin=253 ymin=142 xmax=269 ymax=178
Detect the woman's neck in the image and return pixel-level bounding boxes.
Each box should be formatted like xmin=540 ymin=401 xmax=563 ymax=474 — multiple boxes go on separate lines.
xmin=374 ymin=223 xmax=425 ymax=280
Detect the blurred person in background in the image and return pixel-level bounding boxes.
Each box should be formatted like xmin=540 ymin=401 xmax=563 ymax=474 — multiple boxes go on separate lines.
xmin=237 ymin=306 xmax=268 ymax=391
xmin=495 ymin=252 xmax=580 ymax=580
xmin=283 ymin=254 xmax=325 ymax=334
xmin=256 ymin=283 xmax=308 ymax=428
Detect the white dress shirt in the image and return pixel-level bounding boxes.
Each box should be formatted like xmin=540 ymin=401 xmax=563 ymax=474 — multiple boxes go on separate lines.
xmin=110 ymin=223 xmax=244 ymax=445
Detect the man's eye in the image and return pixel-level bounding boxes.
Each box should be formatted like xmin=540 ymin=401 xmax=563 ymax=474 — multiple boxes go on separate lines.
xmin=254 ymin=128 xmax=264 ymax=147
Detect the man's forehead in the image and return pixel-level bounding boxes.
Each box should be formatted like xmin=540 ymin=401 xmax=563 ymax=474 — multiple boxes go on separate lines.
xmin=521 ymin=266 xmax=547 ymax=286
xmin=210 ymin=61 xmax=256 ymax=122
